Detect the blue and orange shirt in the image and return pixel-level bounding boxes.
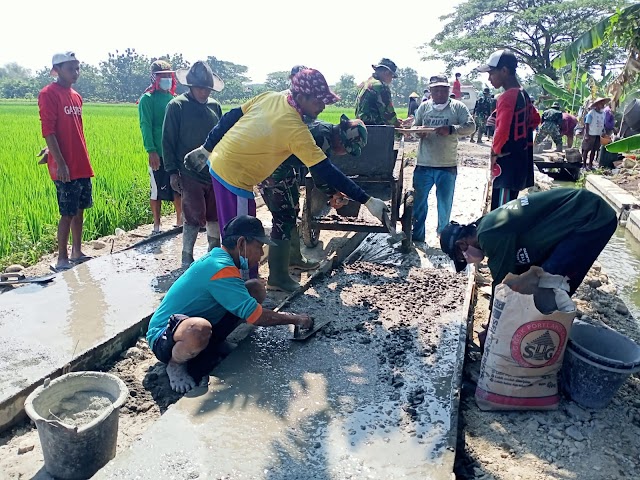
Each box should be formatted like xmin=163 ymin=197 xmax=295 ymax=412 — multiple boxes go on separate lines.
xmin=146 ymin=248 xmax=262 ymax=349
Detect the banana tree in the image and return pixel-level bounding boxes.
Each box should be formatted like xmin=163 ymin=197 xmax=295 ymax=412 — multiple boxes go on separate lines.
xmin=533 ymin=70 xmax=611 ymax=113
xmin=551 ymin=3 xmax=640 ymax=107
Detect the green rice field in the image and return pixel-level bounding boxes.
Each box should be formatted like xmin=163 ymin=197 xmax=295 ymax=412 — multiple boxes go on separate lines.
xmin=0 ymin=101 xmax=355 ymax=268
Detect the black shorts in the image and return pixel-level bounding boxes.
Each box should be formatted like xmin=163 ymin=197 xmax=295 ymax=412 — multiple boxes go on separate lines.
xmin=151 ymin=312 xmax=242 ymax=383
xmin=54 ymin=178 xmax=93 ymax=217
xmin=149 ymin=162 xmax=175 ymax=202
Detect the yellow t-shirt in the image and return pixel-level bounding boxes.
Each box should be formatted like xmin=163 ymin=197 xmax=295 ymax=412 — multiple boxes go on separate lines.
xmin=209 ymin=92 xmax=327 ymax=192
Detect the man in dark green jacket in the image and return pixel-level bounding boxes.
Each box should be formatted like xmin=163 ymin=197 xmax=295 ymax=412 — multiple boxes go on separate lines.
xmin=440 ymin=188 xmax=617 ymax=295
xmin=162 ymin=61 xmax=224 ymax=267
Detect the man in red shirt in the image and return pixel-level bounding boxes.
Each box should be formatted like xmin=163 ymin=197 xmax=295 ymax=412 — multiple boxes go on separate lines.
xmin=452 ymin=72 xmax=462 ymax=99
xmin=477 ymin=50 xmax=540 ymax=210
xmin=38 ymin=52 xmax=94 ymax=271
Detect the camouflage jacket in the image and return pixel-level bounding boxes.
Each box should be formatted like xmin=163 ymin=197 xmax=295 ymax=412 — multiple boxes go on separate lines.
xmin=355 ymin=74 xmax=398 ymax=126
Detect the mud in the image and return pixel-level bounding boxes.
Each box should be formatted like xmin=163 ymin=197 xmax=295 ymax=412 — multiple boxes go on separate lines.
xmin=48 ymin=391 xmax=114 ymax=426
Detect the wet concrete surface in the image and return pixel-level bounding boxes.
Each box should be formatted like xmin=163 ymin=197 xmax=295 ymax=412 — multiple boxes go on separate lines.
xmin=97 ymin=260 xmax=468 ymax=480
xmin=96 ymin=167 xmax=488 ymax=479
xmin=0 ymin=236 xmax=206 ymax=404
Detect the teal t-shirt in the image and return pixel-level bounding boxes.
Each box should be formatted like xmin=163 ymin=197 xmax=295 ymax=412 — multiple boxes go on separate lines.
xmin=146 ymin=248 xmax=261 ymax=349
xmin=138 ymin=90 xmax=174 ymax=157
xmin=477 ymin=188 xmax=616 ymax=286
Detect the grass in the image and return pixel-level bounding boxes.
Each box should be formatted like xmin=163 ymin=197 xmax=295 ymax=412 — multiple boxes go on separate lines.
xmin=0 ymin=102 xmax=356 ymax=269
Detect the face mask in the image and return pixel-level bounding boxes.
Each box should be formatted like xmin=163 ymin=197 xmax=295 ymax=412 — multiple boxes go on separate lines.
xmin=432 ymin=101 xmax=450 ymax=111
xmin=240 ymin=241 xmax=250 ymax=280
xmin=462 ymin=245 xmax=484 ymax=264
xmin=158 ymin=78 xmax=172 ymax=91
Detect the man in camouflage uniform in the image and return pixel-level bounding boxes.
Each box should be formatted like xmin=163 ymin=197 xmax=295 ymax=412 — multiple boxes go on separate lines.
xmin=355 ymin=58 xmax=403 ymax=127
xmin=258 ymin=115 xmax=367 ymax=292
xmin=535 ymin=101 xmax=564 ymax=151
xmin=470 ymin=88 xmax=495 ymax=143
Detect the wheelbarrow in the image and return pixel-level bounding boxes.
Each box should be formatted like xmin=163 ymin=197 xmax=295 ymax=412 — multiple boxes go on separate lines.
xmin=301 ymin=126 xmax=414 ymax=253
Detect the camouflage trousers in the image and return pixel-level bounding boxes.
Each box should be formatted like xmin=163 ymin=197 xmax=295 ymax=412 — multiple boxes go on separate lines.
xmin=471 ymin=114 xmax=488 ymax=141
xmin=535 ymin=122 xmax=562 ymax=147
xmin=258 ymin=171 xmax=300 ymax=241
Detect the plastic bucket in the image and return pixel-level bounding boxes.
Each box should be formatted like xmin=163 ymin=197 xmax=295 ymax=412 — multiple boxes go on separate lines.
xmin=24 ymin=372 xmax=128 ymax=479
xmin=560 ymin=321 xmax=640 ymax=409
xmin=623 ymin=99 xmax=640 ymax=132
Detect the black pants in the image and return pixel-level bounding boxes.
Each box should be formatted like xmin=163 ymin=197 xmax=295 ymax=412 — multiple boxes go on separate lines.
xmin=541 ymin=217 xmax=618 ymax=295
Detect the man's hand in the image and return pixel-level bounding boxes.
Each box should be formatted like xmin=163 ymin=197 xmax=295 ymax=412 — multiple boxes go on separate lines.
xmin=184 ymin=145 xmax=211 ymax=172
xmin=148 ymin=152 xmax=161 ymax=171
xmin=170 ymin=174 xmax=183 ymax=194
xmin=401 ymin=116 xmax=414 ymax=128
xmin=295 ymin=314 xmax=314 ymax=329
xmin=57 ymin=162 xmax=71 ymax=183
xmin=364 ymin=197 xmax=390 ymax=223
xmin=37 ymin=147 xmax=49 ymax=165
xmin=329 ymin=193 xmax=349 ymax=209
xmin=435 ymin=126 xmax=451 ymax=136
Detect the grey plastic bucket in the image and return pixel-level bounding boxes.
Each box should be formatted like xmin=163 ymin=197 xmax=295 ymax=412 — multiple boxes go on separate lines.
xmin=24 ymin=372 xmax=128 ymax=479
xmin=560 ymin=321 xmax=640 ymax=409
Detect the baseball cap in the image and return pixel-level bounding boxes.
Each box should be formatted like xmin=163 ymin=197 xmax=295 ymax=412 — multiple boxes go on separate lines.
xmin=440 ymin=221 xmax=469 ymax=273
xmin=223 ymin=215 xmax=276 ymax=246
xmin=429 ymin=75 xmax=450 ymax=88
xmin=476 ymin=50 xmax=518 ymax=73
xmin=151 ymin=60 xmax=174 ymax=74
xmin=291 ymin=69 xmax=340 ymax=105
xmin=52 ymin=51 xmax=79 ymax=67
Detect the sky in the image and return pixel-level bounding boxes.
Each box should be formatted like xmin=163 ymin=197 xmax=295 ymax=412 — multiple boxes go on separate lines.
xmin=1 ymin=0 xmax=465 ymax=85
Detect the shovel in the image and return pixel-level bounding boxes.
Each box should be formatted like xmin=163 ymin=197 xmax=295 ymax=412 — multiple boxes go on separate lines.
xmin=382 ymin=210 xmax=406 ymax=245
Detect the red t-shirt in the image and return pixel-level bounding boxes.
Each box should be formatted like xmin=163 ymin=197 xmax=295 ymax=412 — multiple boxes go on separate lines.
xmin=38 ymin=82 xmax=94 ymax=181
xmin=452 ymin=79 xmax=461 ymax=99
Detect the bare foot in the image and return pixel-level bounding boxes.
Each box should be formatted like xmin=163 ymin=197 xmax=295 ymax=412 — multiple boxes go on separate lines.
xmin=55 ymin=259 xmax=72 ymax=270
xmin=166 ymin=361 xmax=196 ymax=393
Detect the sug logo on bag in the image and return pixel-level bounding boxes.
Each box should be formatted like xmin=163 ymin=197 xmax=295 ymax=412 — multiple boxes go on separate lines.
xmin=511 ymin=320 xmax=567 ymax=367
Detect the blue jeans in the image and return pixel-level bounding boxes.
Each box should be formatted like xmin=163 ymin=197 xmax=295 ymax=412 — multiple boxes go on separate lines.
xmin=412 ymin=166 xmax=457 ymax=242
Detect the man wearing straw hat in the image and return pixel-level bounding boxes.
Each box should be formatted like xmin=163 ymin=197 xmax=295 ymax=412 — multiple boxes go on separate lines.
xmin=163 ymin=61 xmax=224 ymax=267
xmin=582 ymin=97 xmax=610 ymax=170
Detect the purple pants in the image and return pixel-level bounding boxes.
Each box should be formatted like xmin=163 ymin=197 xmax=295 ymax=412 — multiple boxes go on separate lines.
xmin=211 ymin=175 xmax=258 ymax=278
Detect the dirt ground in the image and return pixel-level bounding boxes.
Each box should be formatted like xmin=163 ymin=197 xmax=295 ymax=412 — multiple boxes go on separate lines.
xmin=2 ymin=139 xmax=639 ymax=479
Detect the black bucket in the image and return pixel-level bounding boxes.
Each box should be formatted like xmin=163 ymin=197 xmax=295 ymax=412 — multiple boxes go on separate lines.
xmin=560 ymin=320 xmax=640 ymax=409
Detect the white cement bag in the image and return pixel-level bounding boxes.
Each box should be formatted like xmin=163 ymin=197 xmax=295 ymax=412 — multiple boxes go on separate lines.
xmin=476 ymin=267 xmax=576 ymax=411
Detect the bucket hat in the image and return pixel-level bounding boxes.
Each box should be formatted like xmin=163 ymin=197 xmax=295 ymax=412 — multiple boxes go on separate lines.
xmin=176 ymin=61 xmax=224 ymax=92
xmin=372 ymin=58 xmax=398 ymax=78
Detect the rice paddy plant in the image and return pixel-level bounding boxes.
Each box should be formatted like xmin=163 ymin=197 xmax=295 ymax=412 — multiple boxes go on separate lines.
xmin=0 ymin=101 xmax=355 ymax=269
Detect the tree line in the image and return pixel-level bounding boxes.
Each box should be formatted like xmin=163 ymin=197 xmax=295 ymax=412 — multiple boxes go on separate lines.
xmin=0 ymin=49 xmax=433 ymax=107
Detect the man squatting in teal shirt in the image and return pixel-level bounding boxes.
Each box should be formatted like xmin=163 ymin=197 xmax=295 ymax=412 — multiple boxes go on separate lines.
xmin=146 ymin=216 xmax=313 ymax=393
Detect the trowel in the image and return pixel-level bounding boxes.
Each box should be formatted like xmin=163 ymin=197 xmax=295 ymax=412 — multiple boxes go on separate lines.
xmin=292 ymin=319 xmax=332 ymax=341
xmin=382 ymin=210 xmax=406 ymax=245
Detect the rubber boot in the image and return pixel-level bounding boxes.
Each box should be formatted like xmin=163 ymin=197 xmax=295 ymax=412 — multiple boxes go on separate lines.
xmin=182 ymin=224 xmax=199 ymax=267
xmin=267 ymin=239 xmax=300 ymax=292
xmin=289 ymin=229 xmax=319 ymax=270
xmin=206 ymin=221 xmax=221 ymax=251
xmin=556 ymin=144 xmax=564 ymax=153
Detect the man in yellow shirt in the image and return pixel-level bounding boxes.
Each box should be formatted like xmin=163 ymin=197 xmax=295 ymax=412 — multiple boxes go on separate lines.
xmin=185 ymin=68 xmax=389 ymax=278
